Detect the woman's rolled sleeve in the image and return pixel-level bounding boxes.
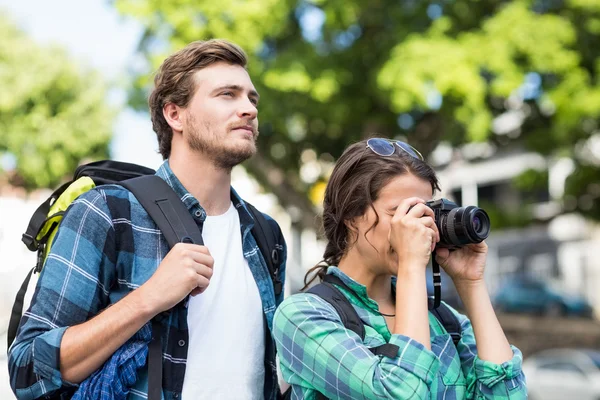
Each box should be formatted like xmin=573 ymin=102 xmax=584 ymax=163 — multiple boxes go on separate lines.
xmin=451 ymin=305 xmax=527 ymax=399
xmin=470 ymin=345 xmax=527 ymax=398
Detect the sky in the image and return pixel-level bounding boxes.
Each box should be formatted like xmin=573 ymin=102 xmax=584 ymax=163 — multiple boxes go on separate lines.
xmin=0 ymin=0 xmax=164 ymax=169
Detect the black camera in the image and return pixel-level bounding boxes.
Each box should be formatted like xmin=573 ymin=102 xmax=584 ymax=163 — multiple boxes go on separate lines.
xmin=423 ymin=198 xmax=490 ymax=249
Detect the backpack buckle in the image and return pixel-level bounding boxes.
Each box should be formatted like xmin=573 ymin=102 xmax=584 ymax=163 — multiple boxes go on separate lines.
xmin=273 ymin=279 xmax=283 ymax=296
xmin=34 ymin=244 xmax=46 ymax=274
xmin=450 ymin=332 xmax=462 ymax=345
xmin=271 ymin=249 xmax=279 ymax=265
xmin=21 ymin=233 xmax=37 ymax=252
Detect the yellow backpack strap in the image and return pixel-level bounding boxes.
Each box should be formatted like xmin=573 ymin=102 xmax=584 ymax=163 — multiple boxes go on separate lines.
xmin=21 ymin=180 xmax=72 ymax=252
xmin=37 ymin=176 xmax=96 ymax=263
xmin=22 ymin=176 xmax=95 ymax=251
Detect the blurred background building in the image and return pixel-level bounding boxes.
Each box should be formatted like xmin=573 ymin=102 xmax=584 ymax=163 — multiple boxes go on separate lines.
xmin=2 ymin=0 xmax=600 ymax=398
xmin=434 ymin=144 xmax=600 ymax=315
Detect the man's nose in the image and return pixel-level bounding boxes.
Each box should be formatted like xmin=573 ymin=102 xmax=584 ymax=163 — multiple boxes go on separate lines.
xmin=237 ymin=98 xmax=258 ymax=119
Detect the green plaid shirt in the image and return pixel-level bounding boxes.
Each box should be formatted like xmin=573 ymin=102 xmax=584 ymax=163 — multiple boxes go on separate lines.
xmin=273 ymin=267 xmax=527 ymax=399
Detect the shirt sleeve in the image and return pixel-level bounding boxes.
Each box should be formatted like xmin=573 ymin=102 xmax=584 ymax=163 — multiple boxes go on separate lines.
xmin=8 ymin=189 xmax=116 ymax=400
xmin=273 ymin=293 xmax=441 ymax=399
xmin=451 ymin=308 xmax=528 ymax=399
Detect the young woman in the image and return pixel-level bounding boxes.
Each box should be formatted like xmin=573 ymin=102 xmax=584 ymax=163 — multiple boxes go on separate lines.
xmin=273 ymin=138 xmax=527 ymax=399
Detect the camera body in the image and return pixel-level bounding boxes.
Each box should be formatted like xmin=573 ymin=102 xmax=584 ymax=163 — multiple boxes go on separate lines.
xmin=425 ymin=198 xmax=490 ymax=249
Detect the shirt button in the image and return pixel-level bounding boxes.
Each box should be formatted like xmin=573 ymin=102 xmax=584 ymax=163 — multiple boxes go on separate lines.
xmin=178 ymin=340 xmax=185 ymax=347
xmin=173 ymin=394 xmax=180 ymax=399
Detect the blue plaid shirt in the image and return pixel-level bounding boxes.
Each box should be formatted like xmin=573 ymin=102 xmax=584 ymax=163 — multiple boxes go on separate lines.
xmin=8 ymin=161 xmax=287 ymax=400
xmin=72 ymin=322 xmax=152 ymax=400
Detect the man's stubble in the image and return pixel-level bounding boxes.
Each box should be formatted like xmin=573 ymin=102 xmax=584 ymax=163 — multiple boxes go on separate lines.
xmin=185 ymin=113 xmax=257 ymax=170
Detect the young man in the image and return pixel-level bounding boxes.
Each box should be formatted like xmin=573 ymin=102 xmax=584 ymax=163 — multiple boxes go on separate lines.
xmin=8 ymin=39 xmax=287 ymax=400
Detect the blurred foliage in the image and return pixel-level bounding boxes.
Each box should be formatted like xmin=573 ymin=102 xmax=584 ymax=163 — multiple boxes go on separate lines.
xmin=480 ymin=200 xmax=533 ymax=230
xmin=564 ymin=163 xmax=600 ymax=219
xmin=513 ymin=168 xmax=552 ymax=205
xmin=115 ymin=0 xmax=600 ymax=228
xmin=513 ymin=169 xmax=549 ymax=193
xmin=0 ymin=15 xmax=114 ymax=190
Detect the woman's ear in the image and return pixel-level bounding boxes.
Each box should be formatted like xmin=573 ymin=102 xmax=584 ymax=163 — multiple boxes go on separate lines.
xmin=344 ymin=218 xmax=359 ymax=244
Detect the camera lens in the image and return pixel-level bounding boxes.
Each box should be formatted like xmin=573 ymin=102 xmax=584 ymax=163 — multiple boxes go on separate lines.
xmin=473 ymin=216 xmax=481 ymax=232
xmin=469 ymin=209 xmax=490 ymax=239
xmin=438 ymin=206 xmax=490 ymax=247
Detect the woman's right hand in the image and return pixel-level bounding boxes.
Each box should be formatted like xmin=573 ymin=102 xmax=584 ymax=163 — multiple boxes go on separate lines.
xmin=388 ymin=197 xmax=440 ymax=274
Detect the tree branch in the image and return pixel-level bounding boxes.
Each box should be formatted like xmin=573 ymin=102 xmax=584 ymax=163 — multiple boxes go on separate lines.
xmin=245 ymin=151 xmax=319 ymax=231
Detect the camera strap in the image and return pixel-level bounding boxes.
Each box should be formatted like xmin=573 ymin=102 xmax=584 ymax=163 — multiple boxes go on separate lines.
xmin=431 ymin=257 xmax=442 ymax=309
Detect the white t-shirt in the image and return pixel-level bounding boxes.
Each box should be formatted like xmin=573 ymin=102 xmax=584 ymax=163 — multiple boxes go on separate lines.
xmin=182 ymin=203 xmax=265 ymax=399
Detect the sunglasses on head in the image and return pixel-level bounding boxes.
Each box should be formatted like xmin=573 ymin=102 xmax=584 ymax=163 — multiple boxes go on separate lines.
xmin=366 ymin=138 xmax=424 ymax=161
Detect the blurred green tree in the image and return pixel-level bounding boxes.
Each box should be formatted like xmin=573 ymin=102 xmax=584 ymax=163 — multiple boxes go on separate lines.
xmin=115 ymin=0 xmax=600 ymax=228
xmin=0 ymin=16 xmax=115 ymax=190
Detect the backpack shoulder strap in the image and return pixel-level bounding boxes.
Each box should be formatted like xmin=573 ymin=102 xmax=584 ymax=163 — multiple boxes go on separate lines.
xmin=300 ymin=282 xmax=364 ymax=400
xmin=120 ymin=175 xmax=203 ymax=400
xmin=245 ymin=202 xmax=283 ymax=296
xmin=307 ymin=275 xmax=399 ymax=359
xmin=7 ymin=267 xmax=36 ymax=352
xmin=307 ymin=280 xmax=366 ymax=341
xmin=119 ymin=175 xmax=203 ymax=247
xmin=428 ymin=298 xmax=462 ymax=346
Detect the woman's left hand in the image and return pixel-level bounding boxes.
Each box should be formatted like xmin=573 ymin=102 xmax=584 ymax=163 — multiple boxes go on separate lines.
xmin=434 ymin=241 xmax=488 ymax=285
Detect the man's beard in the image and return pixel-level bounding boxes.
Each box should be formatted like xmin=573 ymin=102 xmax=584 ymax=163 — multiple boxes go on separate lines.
xmin=186 ymin=115 xmax=257 ymax=170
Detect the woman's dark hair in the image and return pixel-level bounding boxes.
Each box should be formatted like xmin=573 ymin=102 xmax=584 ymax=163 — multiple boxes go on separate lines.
xmin=303 ymin=138 xmax=441 ymax=290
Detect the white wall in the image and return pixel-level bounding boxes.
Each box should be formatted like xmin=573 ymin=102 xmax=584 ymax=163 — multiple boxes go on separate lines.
xmin=0 ymin=195 xmax=44 ymax=400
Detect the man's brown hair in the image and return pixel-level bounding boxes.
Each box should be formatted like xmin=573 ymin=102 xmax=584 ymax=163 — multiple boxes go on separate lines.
xmin=149 ymin=39 xmax=248 ymax=159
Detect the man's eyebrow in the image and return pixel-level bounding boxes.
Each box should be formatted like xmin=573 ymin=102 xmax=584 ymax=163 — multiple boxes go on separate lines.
xmin=212 ymin=84 xmax=260 ymax=99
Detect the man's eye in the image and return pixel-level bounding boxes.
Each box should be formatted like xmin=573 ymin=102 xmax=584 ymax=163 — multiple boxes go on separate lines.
xmin=250 ymin=98 xmax=259 ymax=106
xmin=221 ymin=92 xmax=234 ymax=97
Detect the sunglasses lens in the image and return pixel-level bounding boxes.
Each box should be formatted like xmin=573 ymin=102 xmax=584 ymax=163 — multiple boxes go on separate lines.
xmin=367 ymin=138 xmax=395 ymax=156
xmin=395 ymin=141 xmax=423 ymax=160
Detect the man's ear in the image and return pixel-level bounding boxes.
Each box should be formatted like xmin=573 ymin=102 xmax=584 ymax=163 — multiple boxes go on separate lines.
xmin=163 ymin=103 xmax=184 ymax=133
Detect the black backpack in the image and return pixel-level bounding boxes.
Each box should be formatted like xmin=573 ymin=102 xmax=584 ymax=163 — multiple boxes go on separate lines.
xmin=8 ymin=160 xmax=284 ymax=400
xmin=281 ymin=273 xmax=462 ymax=400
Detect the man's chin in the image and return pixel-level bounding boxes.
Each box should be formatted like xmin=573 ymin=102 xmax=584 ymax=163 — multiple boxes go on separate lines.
xmin=233 ymin=141 xmax=257 ymax=160
xmin=214 ymin=147 xmax=255 ymax=169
